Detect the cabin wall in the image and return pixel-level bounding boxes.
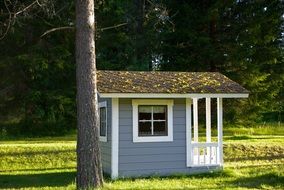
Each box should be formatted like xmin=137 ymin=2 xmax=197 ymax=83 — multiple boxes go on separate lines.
xmin=98 ymin=97 xmax=112 ymax=175
xmin=118 ymin=98 xmax=216 ymax=177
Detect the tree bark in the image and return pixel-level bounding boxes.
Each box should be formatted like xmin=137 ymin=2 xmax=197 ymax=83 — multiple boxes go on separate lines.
xmin=209 ymin=14 xmax=217 ymax=72
xmin=133 ymin=0 xmax=150 ymax=70
xmin=76 ymin=0 xmax=103 ymax=189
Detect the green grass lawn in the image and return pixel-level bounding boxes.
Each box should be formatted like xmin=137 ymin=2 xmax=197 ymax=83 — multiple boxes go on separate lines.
xmin=0 ymin=125 xmax=283 ymax=189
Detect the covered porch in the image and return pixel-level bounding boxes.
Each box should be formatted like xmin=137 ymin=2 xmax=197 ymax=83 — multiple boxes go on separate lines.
xmin=186 ymin=97 xmax=224 ymax=167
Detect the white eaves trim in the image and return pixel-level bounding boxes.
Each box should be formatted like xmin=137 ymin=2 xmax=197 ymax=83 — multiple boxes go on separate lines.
xmin=99 ymin=93 xmax=249 ymax=99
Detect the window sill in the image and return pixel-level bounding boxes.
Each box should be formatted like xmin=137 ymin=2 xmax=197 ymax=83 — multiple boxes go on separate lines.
xmin=133 ymin=135 xmax=173 ymax=143
xmin=99 ymin=136 xmax=107 ymax=142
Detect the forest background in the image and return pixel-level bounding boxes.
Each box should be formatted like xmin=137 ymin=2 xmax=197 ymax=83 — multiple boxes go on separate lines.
xmin=0 ymin=0 xmax=283 ymax=137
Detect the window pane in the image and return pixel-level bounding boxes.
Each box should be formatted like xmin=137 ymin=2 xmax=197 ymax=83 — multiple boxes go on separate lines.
xmin=138 ymin=106 xmax=151 ymax=120
xmin=100 ymin=122 xmax=106 ymax=136
xmin=100 ymin=107 xmax=106 ymax=137
xmin=138 ymin=121 xmax=151 ymax=136
xmin=100 ymin=107 xmax=106 ymax=121
xmin=153 ymin=106 xmax=166 ymax=120
xmin=153 ymin=121 xmax=167 ymax=136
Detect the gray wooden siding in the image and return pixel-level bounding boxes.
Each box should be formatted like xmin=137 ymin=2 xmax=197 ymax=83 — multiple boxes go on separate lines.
xmin=118 ymin=98 xmax=218 ymax=177
xmin=98 ymin=98 xmax=112 ymax=175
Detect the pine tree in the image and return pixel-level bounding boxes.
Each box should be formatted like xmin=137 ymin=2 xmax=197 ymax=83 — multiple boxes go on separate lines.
xmin=76 ymin=0 xmax=103 ymax=188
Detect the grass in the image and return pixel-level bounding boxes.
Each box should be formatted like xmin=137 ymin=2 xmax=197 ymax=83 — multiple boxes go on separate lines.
xmin=0 ymin=124 xmax=283 ymax=189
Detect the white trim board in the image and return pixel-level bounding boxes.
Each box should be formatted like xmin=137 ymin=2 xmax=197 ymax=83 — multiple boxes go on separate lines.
xmin=111 ymin=98 xmax=119 ymax=179
xmin=99 ymin=101 xmax=107 ymax=107
xmin=186 ymin=98 xmax=192 ymax=167
xmin=217 ymin=98 xmax=223 ymax=166
xmin=98 ymin=101 xmax=107 ymax=142
xmin=99 ymin=93 xmax=249 ymax=98
xmin=132 ymin=99 xmax=174 ymax=143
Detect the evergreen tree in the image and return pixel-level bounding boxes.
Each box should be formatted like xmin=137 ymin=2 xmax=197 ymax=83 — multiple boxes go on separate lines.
xmin=159 ymin=0 xmax=284 ymax=124
xmin=0 ymin=1 xmax=76 ymax=136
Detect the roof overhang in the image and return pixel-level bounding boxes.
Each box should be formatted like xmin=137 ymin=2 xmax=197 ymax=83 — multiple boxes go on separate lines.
xmin=99 ymin=93 xmax=249 ymax=99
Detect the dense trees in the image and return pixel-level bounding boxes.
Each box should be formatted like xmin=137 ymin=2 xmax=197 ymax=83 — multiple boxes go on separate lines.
xmin=0 ymin=1 xmax=76 ymax=136
xmin=0 ymin=0 xmax=283 ymax=137
xmin=3 ymin=33 xmax=76 ymax=135
xmin=158 ymin=0 xmax=284 ymax=124
xmin=219 ymin=0 xmax=284 ymax=123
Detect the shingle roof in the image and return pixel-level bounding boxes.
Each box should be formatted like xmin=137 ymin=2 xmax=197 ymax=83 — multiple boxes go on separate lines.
xmin=97 ymin=71 xmax=249 ymax=94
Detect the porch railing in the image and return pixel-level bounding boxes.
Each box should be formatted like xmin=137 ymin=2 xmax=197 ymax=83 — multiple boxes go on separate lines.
xmin=190 ymin=142 xmax=220 ymax=166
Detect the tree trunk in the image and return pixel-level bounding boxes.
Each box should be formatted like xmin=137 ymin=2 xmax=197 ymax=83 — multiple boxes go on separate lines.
xmin=133 ymin=0 xmax=150 ymax=70
xmin=75 ymin=0 xmax=103 ymax=189
xmin=209 ymin=15 xmax=217 ymax=72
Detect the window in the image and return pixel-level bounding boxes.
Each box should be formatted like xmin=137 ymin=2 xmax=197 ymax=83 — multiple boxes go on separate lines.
xmin=132 ymin=99 xmax=173 ymax=142
xmin=99 ymin=101 xmax=107 ymax=142
xmin=138 ymin=105 xmax=167 ymax=136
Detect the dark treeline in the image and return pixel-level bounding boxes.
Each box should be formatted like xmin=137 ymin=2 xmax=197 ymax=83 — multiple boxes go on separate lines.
xmin=0 ymin=0 xmax=283 ymax=137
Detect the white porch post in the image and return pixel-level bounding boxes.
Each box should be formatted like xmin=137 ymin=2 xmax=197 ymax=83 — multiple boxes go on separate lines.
xmin=186 ymin=98 xmax=192 ymax=167
xmin=217 ymin=98 xmax=223 ymax=165
xmin=205 ymin=98 xmax=211 ymax=143
xmin=193 ymin=98 xmax=198 ymax=142
xmin=205 ymin=98 xmax=211 ymax=164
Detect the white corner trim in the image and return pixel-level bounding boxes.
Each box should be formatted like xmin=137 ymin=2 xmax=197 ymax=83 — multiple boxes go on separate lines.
xmin=132 ymin=99 xmax=173 ymax=143
xmin=100 ymin=93 xmax=249 ymax=99
xmin=111 ymin=98 xmax=119 ymax=179
xmin=186 ymin=98 xmax=192 ymax=167
xmin=99 ymin=101 xmax=107 ymax=142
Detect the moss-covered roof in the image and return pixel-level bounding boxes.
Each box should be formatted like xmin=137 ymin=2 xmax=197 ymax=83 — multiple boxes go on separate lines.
xmin=97 ymin=71 xmax=249 ymax=94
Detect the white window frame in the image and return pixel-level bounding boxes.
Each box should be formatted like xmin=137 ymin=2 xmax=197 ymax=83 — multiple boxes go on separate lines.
xmin=99 ymin=101 xmax=107 ymax=142
xmin=132 ymin=99 xmax=174 ymax=142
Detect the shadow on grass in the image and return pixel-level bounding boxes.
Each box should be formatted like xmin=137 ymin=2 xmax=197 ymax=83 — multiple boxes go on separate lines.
xmin=1 ymin=167 xmax=76 ymax=173
xmin=225 ymin=135 xmax=253 ymax=140
xmin=224 ymin=135 xmax=279 ymax=141
xmin=233 ymin=173 xmax=284 ymax=189
xmin=2 ymin=149 xmax=74 ymax=157
xmin=226 ymin=155 xmax=284 ymax=162
xmin=0 ymin=171 xmax=76 ymax=189
xmin=114 ymin=169 xmax=235 ymax=182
